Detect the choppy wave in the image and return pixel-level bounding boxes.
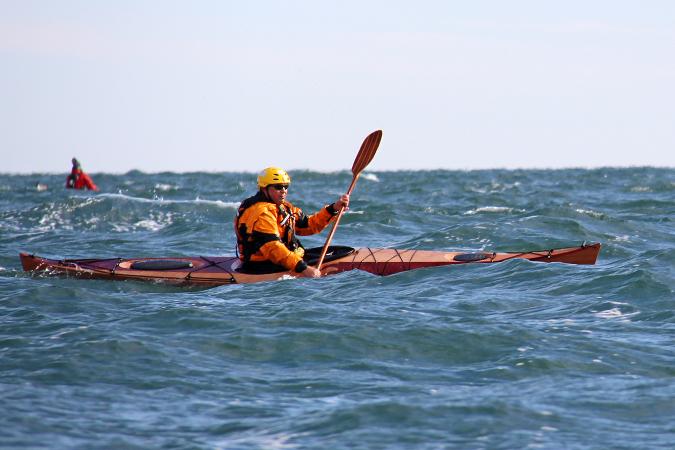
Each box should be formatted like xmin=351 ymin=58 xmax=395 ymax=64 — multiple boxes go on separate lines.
xmin=99 ymin=192 xmax=239 ymax=208
xmin=1 ymin=168 xmax=674 ymax=449
xmin=464 ymin=206 xmax=525 ymax=215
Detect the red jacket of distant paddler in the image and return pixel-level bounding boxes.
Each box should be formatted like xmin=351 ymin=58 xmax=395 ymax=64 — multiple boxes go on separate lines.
xmin=65 ymin=158 xmax=99 ymax=191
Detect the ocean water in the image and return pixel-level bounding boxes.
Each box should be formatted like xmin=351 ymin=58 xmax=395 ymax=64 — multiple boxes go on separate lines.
xmin=1 ymin=168 xmax=673 ymax=449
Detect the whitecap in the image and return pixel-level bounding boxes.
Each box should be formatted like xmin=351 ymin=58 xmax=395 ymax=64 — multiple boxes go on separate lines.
xmin=575 ymin=208 xmax=605 ymax=218
xmin=468 ymin=181 xmax=521 ymax=194
xmin=134 ymin=219 xmax=165 ymax=231
xmin=37 ymin=206 xmax=74 ymax=231
xmin=111 ymin=223 xmax=131 ymax=232
xmin=100 ymin=192 xmax=156 ymax=203
xmin=154 ymin=183 xmax=175 ymax=191
xmin=464 ymin=206 xmax=518 ymax=215
xmin=594 ymin=308 xmax=638 ymax=320
xmin=98 ymin=192 xmax=239 ymax=209
xmin=361 ymin=172 xmax=379 ymax=182
xmin=193 ymin=198 xmax=240 ymax=209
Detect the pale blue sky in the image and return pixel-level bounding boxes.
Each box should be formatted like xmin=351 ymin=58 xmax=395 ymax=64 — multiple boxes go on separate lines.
xmin=2 ymin=1 xmax=674 ymax=173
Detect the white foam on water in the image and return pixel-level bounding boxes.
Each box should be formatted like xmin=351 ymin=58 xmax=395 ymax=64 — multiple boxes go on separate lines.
xmin=361 ymin=172 xmax=380 ymax=182
xmin=464 ymin=206 xmax=521 ymax=215
xmin=98 ymin=192 xmax=239 ymax=209
xmin=100 ymin=192 xmax=156 ymax=203
xmin=193 ymin=198 xmax=240 ymax=209
xmin=37 ymin=204 xmax=74 ymax=231
xmin=575 ymin=208 xmax=605 ymax=218
xmin=279 ymin=274 xmax=297 ymax=281
xmin=134 ymin=219 xmax=165 ymax=231
xmin=468 ymin=181 xmax=521 ymax=194
xmin=154 ymin=183 xmax=175 ymax=191
xmin=594 ymin=307 xmax=638 ymax=321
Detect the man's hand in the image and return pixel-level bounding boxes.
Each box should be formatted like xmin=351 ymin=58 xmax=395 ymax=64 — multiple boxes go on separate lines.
xmin=300 ymin=266 xmax=322 ymax=278
xmin=332 ymin=193 xmax=350 ymax=212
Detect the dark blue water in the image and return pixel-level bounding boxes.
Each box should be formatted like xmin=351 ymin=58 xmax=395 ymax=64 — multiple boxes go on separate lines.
xmin=1 ymin=168 xmax=673 ymax=449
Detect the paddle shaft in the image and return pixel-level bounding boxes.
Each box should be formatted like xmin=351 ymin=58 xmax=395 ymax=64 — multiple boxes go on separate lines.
xmin=314 ymin=176 xmax=359 ymax=269
xmin=315 ymin=130 xmax=381 ymax=270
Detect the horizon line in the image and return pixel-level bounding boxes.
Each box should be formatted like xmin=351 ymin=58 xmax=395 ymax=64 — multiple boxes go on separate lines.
xmin=1 ymin=164 xmax=674 ymax=176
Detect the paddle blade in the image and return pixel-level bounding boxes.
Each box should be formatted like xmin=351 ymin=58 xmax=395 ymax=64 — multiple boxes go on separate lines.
xmin=351 ymin=130 xmax=382 ymax=175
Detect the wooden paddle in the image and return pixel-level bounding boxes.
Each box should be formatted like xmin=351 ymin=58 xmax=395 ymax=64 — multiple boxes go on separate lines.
xmin=315 ymin=129 xmax=383 ymax=270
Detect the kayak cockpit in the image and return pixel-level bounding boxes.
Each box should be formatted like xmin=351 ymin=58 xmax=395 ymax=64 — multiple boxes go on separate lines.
xmin=234 ymin=246 xmax=356 ymax=274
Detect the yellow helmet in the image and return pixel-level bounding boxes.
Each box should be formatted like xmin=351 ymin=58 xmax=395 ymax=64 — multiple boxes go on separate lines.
xmin=257 ymin=167 xmax=291 ymax=188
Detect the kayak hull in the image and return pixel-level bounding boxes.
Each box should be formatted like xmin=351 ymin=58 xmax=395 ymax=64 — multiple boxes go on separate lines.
xmin=19 ymin=243 xmax=601 ymax=287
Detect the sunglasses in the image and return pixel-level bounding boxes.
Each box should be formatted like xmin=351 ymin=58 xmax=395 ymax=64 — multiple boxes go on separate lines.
xmin=269 ymin=184 xmax=289 ymax=191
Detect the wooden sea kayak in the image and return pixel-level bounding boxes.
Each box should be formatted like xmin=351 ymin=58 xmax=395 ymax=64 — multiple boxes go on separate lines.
xmin=19 ymin=243 xmax=601 ymax=287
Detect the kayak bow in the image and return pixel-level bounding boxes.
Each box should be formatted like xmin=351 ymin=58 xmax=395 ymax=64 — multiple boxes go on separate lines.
xmin=19 ymin=243 xmax=601 ymax=287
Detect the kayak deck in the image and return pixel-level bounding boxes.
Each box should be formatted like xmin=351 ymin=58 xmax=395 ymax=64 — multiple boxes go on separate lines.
xmin=19 ymin=243 xmax=601 ymax=287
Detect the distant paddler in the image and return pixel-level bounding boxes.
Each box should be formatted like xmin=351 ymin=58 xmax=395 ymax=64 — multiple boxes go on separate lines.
xmin=65 ymin=157 xmax=99 ymax=191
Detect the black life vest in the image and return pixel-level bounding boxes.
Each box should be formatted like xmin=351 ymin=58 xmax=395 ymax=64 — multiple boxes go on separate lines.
xmin=234 ymin=191 xmax=303 ymax=262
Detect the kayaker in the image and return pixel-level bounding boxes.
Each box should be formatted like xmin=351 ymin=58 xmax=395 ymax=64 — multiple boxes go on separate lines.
xmin=235 ymin=167 xmax=349 ymax=278
xmin=65 ymin=158 xmax=99 ymax=191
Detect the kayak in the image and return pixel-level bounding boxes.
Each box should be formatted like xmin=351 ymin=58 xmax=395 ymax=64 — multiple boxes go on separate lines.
xmin=19 ymin=242 xmax=601 ymax=287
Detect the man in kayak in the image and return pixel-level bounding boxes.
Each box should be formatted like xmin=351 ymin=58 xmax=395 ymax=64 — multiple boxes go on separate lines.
xmin=66 ymin=158 xmax=99 ymax=191
xmin=235 ymin=167 xmax=349 ymax=278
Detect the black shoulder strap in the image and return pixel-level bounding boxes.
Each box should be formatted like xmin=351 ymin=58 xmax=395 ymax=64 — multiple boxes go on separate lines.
xmin=235 ymin=191 xmax=274 ymax=260
xmin=237 ymin=191 xmax=268 ymax=217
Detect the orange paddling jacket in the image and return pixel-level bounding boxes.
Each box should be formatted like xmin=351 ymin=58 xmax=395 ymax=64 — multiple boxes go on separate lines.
xmin=66 ymin=168 xmax=99 ymax=191
xmin=235 ymin=191 xmax=338 ymax=272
